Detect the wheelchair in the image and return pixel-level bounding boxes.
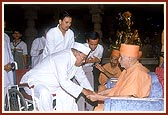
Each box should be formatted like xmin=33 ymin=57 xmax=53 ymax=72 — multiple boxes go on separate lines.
xmin=5 ymin=85 xmax=31 ymax=111
xmin=5 ymin=68 xmax=34 ymax=111
xmin=6 ymin=68 xmax=56 ymax=111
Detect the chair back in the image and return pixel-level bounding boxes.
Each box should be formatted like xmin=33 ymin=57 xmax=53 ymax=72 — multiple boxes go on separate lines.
xmin=148 ymin=72 xmax=163 ymax=98
xmin=15 ymin=69 xmax=30 ymax=85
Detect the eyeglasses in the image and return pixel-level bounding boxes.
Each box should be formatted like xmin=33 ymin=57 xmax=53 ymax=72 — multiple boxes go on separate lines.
xmin=119 ymin=56 xmax=124 ymax=61
xmin=78 ymin=52 xmax=85 ymax=60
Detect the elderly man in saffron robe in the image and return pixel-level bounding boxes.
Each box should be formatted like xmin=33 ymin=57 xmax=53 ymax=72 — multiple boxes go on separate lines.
xmin=87 ymin=44 xmax=151 ymax=111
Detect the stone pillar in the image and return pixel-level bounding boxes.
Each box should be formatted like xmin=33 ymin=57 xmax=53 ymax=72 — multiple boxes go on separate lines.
xmin=22 ymin=6 xmax=38 ymax=53
xmin=89 ymin=5 xmax=104 ymax=40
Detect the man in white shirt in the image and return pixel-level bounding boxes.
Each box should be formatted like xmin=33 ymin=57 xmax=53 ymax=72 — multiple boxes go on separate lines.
xmin=42 ymin=11 xmax=74 ymax=58
xmin=10 ymin=29 xmax=28 ymax=69
xmin=20 ymin=42 xmax=95 ymax=111
xmin=76 ymin=31 xmax=104 ymax=111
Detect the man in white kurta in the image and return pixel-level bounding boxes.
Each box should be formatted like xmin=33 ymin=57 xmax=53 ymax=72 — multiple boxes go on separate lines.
xmin=42 ymin=11 xmax=74 ymax=59
xmin=30 ymin=36 xmax=46 ymax=68
xmin=4 ymin=33 xmax=15 ymax=106
xmin=83 ymin=43 xmax=104 ymax=89
xmin=42 ymin=24 xmax=74 ymax=59
xmin=20 ymin=42 xmax=94 ymax=111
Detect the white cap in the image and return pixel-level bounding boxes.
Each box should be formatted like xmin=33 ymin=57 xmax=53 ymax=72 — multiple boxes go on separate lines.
xmin=72 ymin=42 xmax=91 ymax=55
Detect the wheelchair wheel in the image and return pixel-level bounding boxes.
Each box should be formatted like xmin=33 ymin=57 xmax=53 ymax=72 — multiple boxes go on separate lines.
xmin=8 ymin=88 xmax=28 ymax=111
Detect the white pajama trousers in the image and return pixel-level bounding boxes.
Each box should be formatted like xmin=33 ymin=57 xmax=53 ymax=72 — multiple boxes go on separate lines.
xmin=33 ymin=84 xmax=53 ymax=111
xmin=33 ymin=84 xmax=78 ymax=111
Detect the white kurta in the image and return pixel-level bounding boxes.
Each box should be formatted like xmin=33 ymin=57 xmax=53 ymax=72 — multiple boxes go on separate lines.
xmin=30 ymin=36 xmax=46 ymax=68
xmin=20 ymin=49 xmax=93 ymax=111
xmin=42 ymin=24 xmax=74 ymax=59
xmin=4 ymin=33 xmax=14 ymax=97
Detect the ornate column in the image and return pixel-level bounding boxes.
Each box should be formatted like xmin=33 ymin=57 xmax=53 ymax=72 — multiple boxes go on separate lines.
xmin=89 ymin=5 xmax=104 ymax=40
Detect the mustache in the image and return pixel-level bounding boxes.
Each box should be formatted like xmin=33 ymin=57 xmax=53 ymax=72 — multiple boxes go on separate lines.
xmin=80 ymin=62 xmax=85 ymax=66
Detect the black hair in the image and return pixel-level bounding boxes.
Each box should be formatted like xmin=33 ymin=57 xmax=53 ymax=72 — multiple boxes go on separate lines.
xmin=85 ymin=31 xmax=100 ymax=40
xmin=12 ymin=27 xmax=23 ymax=34
xmin=59 ymin=11 xmax=72 ymax=20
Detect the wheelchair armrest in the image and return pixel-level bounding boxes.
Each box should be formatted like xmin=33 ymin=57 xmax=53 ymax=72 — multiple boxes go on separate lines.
xmin=18 ymin=83 xmax=34 ymax=89
xmin=18 ymin=83 xmax=29 ymax=88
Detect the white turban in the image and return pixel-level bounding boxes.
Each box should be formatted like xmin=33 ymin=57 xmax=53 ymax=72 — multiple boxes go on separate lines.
xmin=72 ymin=42 xmax=91 ymax=55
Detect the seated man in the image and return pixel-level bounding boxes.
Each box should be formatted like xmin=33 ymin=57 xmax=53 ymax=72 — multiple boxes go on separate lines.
xmin=95 ymin=49 xmax=122 ymax=92
xmin=20 ymin=42 xmax=96 ymax=111
xmin=87 ymin=44 xmax=152 ymax=111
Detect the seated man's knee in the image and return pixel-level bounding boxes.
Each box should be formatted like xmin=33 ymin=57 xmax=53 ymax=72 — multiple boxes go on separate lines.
xmin=34 ymin=84 xmax=50 ymax=97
